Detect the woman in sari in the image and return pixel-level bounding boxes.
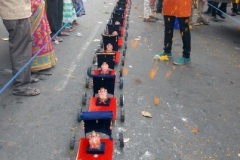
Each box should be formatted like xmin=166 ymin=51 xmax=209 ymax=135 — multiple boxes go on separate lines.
xmin=30 ymin=0 xmax=57 ymax=72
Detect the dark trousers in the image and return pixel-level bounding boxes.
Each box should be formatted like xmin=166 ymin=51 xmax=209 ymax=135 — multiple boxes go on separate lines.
xmin=163 ymin=16 xmax=191 ymax=58
xmin=46 ymin=0 xmax=63 ymax=37
xmin=156 ymin=0 xmax=163 ymax=13
xmin=212 ymin=2 xmax=227 ymax=16
xmin=3 ymin=19 xmax=32 ymax=92
xmin=211 ymin=2 xmax=219 ymax=17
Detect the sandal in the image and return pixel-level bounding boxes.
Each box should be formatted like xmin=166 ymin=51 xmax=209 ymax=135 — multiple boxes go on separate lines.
xmin=58 ymin=31 xmax=70 ymax=36
xmin=13 ymin=88 xmax=40 ymax=96
xmin=63 ymin=27 xmax=75 ymax=32
xmin=143 ymin=18 xmax=156 ymax=22
xmin=52 ymin=36 xmax=63 ymax=42
xmin=30 ymin=77 xmax=39 ymax=83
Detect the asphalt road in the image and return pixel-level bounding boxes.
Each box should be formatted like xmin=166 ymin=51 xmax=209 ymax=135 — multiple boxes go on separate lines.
xmin=1 ymin=0 xmax=240 ymax=160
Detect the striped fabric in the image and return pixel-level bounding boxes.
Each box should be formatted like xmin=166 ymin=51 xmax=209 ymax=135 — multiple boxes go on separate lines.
xmin=63 ymin=0 xmax=77 ymax=27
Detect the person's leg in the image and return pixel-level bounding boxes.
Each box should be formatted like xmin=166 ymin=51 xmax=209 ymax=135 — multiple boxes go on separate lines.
xmin=189 ymin=0 xmax=195 ymax=24
xmin=197 ymin=0 xmax=209 ymax=24
xmin=3 ymin=19 xmax=32 ymax=92
xmin=204 ymin=1 xmax=212 ymax=14
xmin=156 ymin=0 xmax=162 ymax=13
xmin=173 ymin=17 xmax=191 ymax=65
xmin=179 ymin=17 xmax=191 ymax=59
xmin=217 ymin=2 xmax=227 ymax=19
xmin=163 ymin=16 xmax=175 ymax=54
xmin=144 ymin=0 xmax=156 ymax=22
xmin=211 ymin=2 xmax=219 ymax=21
xmin=46 ymin=0 xmax=58 ymax=37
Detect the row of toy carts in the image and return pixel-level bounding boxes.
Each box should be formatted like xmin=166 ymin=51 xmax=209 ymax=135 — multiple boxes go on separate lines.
xmin=70 ymin=0 xmax=132 ymax=159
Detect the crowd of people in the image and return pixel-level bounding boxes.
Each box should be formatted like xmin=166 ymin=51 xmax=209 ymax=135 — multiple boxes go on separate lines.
xmin=0 ymin=0 xmax=85 ymax=96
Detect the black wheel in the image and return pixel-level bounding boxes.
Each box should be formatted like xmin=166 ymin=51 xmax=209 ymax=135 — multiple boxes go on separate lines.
xmin=70 ymin=134 xmax=75 ymax=150
xmin=120 ymin=94 xmax=124 ymax=106
xmin=92 ymin=55 xmax=97 ymax=64
xmin=125 ymin=30 xmax=128 ymax=37
xmin=77 ymin=111 xmax=81 ymax=122
xmin=123 ymin=50 xmax=126 ymax=57
xmin=119 ymin=132 xmax=124 ymax=148
xmin=120 ymin=108 xmax=125 ymax=123
xmin=119 ymin=77 xmax=124 ymax=89
xmin=85 ymin=77 xmax=90 ymax=88
xmin=95 ymin=48 xmax=101 ymax=53
xmin=124 ymin=42 xmax=127 ymax=50
xmin=124 ymin=36 xmax=127 ymax=41
xmin=119 ymin=68 xmax=123 ymax=77
xmin=87 ymin=66 xmax=92 ymax=76
xmin=121 ymin=58 xmax=125 ymax=67
xmin=82 ymin=93 xmax=87 ymax=105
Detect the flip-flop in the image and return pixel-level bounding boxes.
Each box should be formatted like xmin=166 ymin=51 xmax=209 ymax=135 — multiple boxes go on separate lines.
xmin=59 ymin=31 xmax=69 ymax=36
xmin=30 ymin=77 xmax=39 ymax=83
xmin=13 ymin=88 xmax=40 ymax=96
xmin=52 ymin=36 xmax=63 ymax=42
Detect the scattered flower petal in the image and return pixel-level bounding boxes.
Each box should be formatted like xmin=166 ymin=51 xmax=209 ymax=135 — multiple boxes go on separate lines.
xmin=142 ymin=111 xmax=152 ymax=118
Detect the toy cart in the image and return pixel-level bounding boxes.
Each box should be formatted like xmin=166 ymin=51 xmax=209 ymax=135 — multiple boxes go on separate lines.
xmin=80 ymin=74 xmax=125 ymax=122
xmin=106 ymin=23 xmax=128 ymax=48
xmin=72 ymin=111 xmax=124 ymax=160
xmin=86 ymin=52 xmax=124 ymax=88
xmin=100 ymin=34 xmax=126 ymax=66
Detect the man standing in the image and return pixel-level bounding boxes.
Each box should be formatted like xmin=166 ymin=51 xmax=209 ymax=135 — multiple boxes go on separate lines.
xmin=0 ymin=0 xmax=40 ymax=96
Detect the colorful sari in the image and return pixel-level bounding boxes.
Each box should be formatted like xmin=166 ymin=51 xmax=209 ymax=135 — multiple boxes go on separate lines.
xmin=30 ymin=0 xmax=56 ymax=72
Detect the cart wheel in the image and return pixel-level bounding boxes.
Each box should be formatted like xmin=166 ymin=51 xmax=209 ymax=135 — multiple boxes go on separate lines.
xmin=120 ymin=108 xmax=125 ymax=123
xmin=95 ymin=48 xmax=101 ymax=53
xmin=121 ymin=57 xmax=125 ymax=66
xmin=82 ymin=93 xmax=87 ymax=105
xmin=124 ymin=42 xmax=127 ymax=50
xmin=87 ymin=66 xmax=92 ymax=76
xmin=125 ymin=31 xmax=128 ymax=37
xmin=85 ymin=77 xmax=90 ymax=88
xmin=92 ymin=55 xmax=97 ymax=65
xmin=77 ymin=111 xmax=82 ymax=122
xmin=119 ymin=77 xmax=124 ymax=89
xmin=119 ymin=67 xmax=123 ymax=77
xmin=123 ymin=50 xmax=126 ymax=57
xmin=70 ymin=134 xmax=75 ymax=150
xmin=119 ymin=132 xmax=124 ymax=148
xmin=120 ymin=94 xmax=124 ymax=106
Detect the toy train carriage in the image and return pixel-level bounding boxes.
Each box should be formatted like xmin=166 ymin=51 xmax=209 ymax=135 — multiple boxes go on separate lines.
xmin=75 ymin=111 xmax=124 ymax=160
xmin=84 ymin=74 xmax=124 ymax=122
xmin=86 ymin=52 xmax=124 ymax=88
xmin=116 ymin=0 xmax=130 ymax=12
xmin=100 ymin=34 xmax=126 ymax=65
xmin=106 ymin=23 xmax=128 ymax=47
xmin=88 ymin=52 xmax=116 ymax=76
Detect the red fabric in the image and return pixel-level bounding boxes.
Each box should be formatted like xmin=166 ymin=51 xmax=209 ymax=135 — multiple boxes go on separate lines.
xmin=76 ymin=138 xmax=113 ymax=160
xmin=162 ymin=0 xmax=192 ymax=17
xmin=118 ymin=37 xmax=123 ymax=47
xmin=94 ymin=70 xmax=116 ymax=75
xmin=115 ymin=51 xmax=120 ymax=63
xmin=120 ymin=28 xmax=124 ymax=37
xmin=89 ymin=97 xmax=117 ymax=120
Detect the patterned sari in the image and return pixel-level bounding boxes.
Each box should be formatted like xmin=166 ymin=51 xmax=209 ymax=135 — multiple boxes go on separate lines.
xmin=30 ymin=0 xmax=56 ymax=72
